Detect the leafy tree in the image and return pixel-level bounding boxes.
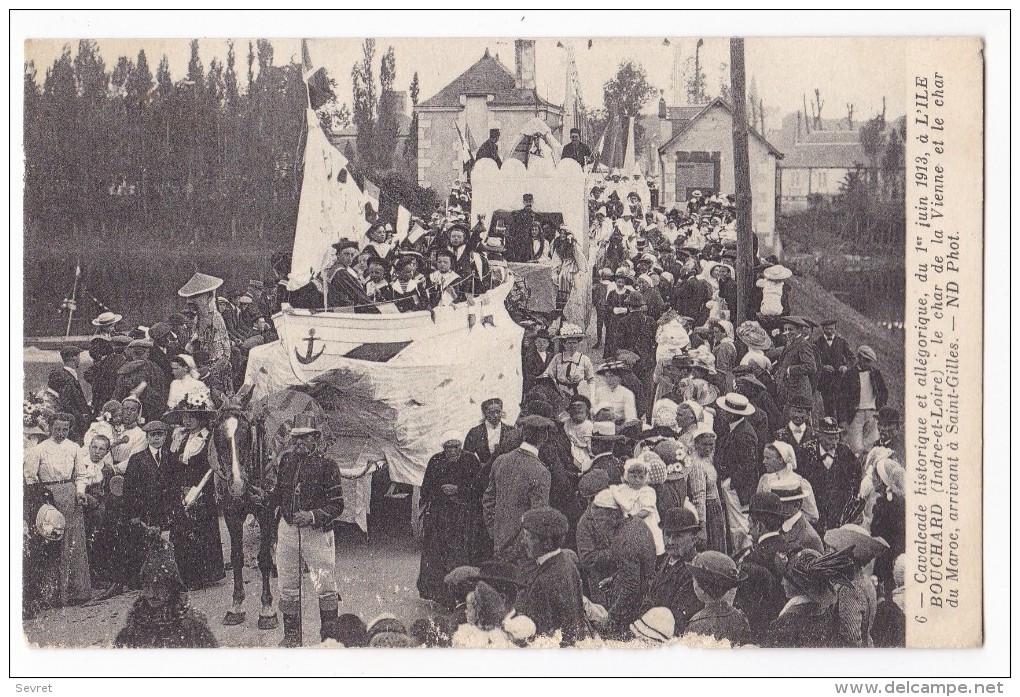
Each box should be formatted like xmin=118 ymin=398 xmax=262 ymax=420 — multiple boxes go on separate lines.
xmin=409 ymin=71 xmax=420 ymax=106
xmin=127 ymin=50 xmax=153 ymax=109
xmin=224 ymin=41 xmax=239 ymax=109
xmin=187 ymin=39 xmax=203 ymax=83
xmin=110 ymin=56 xmax=134 ymax=96
xmin=351 ymin=38 xmax=377 ymax=164
xmin=603 ymin=61 xmax=657 ymax=156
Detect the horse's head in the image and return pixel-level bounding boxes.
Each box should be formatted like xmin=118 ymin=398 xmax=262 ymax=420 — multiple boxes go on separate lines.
xmin=211 ymin=385 xmax=257 ymax=502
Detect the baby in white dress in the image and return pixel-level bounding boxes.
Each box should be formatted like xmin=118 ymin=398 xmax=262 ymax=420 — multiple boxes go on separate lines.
xmin=610 ymin=458 xmax=665 ymax=555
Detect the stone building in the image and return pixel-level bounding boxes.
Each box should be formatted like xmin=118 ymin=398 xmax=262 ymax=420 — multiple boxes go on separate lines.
xmin=414 ymin=40 xmax=562 ymax=196
xmin=656 ymin=98 xmax=783 ymax=240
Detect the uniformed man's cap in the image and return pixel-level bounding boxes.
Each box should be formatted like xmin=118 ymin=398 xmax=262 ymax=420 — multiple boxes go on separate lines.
xmin=521 ymin=507 xmax=569 ymax=539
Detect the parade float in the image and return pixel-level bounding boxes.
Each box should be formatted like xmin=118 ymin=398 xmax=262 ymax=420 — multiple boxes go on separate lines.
xmin=244 ymin=106 xmax=525 ymax=533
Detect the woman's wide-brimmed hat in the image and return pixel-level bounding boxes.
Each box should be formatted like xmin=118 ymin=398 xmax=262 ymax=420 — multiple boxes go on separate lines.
xmin=687 ymin=550 xmax=747 ymax=590
xmin=555 ymin=322 xmax=586 ymax=341
xmin=737 ymin=320 xmax=773 ymax=351
xmin=823 ymin=524 xmax=890 ymax=565
xmin=763 ymin=264 xmax=793 ymax=281
xmin=165 ymin=392 xmax=218 ymax=424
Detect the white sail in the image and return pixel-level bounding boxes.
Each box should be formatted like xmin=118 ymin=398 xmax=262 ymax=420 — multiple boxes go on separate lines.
xmin=286 ymin=109 xmax=372 ymax=291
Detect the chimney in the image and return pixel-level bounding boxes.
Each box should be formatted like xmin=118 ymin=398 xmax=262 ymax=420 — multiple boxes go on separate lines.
xmin=515 ymin=39 xmax=536 ymax=90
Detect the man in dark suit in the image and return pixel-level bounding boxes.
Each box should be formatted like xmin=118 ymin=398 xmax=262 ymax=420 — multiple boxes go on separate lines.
xmin=606 ymin=514 xmax=658 ymax=634
xmin=83 ymin=337 xmax=125 ymax=411
xmin=464 ymin=398 xmax=518 ymax=466
xmin=641 ymin=508 xmax=702 ymax=636
xmin=522 ymin=329 xmax=554 ymax=393
xmin=714 ymin=394 xmax=761 ymax=510
xmin=516 ymin=507 xmax=593 ymax=646
xmin=482 ymin=415 xmax=552 ymax=562
xmin=774 ymin=484 xmax=824 ymax=553
xmin=797 ymin=417 xmax=859 ymax=533
xmin=114 ymin=339 xmax=169 ymax=424
xmin=48 ymin=346 xmax=92 ymax=442
xmin=96 ymin=420 xmax=176 ymax=598
xmin=735 ymin=492 xmax=790 ymax=644
xmin=560 ymin=127 xmax=592 ymax=167
xmin=773 ymin=394 xmax=815 ymax=449
xmin=773 ymin=316 xmax=818 ymax=408
xmin=714 ymin=393 xmax=761 ymax=553
xmin=814 ymin=319 xmax=854 ymax=418
xmin=474 ymin=127 xmax=502 ymax=167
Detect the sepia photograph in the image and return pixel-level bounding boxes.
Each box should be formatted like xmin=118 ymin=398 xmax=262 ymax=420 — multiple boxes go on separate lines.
xmin=10 ymin=9 xmax=1005 ymax=686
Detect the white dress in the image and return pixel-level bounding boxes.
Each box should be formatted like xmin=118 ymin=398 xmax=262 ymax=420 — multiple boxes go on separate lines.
xmin=610 ymin=483 xmax=664 ymax=555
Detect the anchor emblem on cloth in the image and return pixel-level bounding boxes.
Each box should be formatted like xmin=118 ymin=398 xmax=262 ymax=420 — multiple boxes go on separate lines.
xmin=295 ymin=328 xmax=325 ymax=364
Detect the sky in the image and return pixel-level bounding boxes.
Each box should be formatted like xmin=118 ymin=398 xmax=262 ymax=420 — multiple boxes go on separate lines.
xmin=24 ymin=35 xmax=906 ymax=129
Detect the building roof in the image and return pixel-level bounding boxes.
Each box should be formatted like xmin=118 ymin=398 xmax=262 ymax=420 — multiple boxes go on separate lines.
xmin=657 ymin=98 xmax=784 ymax=159
xmin=417 ymin=49 xmax=560 ymax=111
xmin=778 ymin=140 xmax=872 ymax=169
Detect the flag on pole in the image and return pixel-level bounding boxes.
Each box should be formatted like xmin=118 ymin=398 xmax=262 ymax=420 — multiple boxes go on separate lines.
xmin=464 ymin=123 xmax=478 ymax=158
xmin=397 ymin=205 xmax=411 ymax=237
xmin=454 ymin=121 xmax=473 ymax=170
xmin=407 ymin=223 xmax=429 ymax=244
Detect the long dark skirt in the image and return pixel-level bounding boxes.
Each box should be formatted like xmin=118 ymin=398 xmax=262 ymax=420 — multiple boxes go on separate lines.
xmin=171 ymin=494 xmax=225 ymax=590
xmin=417 ymin=501 xmax=477 ymax=607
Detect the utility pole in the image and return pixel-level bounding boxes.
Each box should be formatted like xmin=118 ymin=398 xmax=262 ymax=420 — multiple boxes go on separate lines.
xmin=730 ymin=37 xmax=754 ymax=326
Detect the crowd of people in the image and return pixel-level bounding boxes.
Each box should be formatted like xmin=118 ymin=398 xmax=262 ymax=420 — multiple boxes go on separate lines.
xmin=411 ymin=186 xmax=906 ymax=648
xmin=23 ymin=174 xmax=906 ymax=649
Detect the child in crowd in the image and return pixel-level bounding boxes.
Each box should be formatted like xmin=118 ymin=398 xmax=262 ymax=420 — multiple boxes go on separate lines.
xmin=610 ymin=458 xmax=664 ymax=555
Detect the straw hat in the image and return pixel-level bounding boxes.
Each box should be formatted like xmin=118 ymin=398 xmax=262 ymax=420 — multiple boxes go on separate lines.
xmin=91 ymin=311 xmax=123 ymax=327
xmin=715 ymin=392 xmax=756 ymax=416
xmin=763 ymin=264 xmax=793 ymax=281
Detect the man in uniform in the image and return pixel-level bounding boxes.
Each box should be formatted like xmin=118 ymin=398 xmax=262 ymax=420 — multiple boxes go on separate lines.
xmin=561 ymin=127 xmax=592 ymax=167
xmin=505 ymin=193 xmax=537 ymax=263
xmin=271 ymin=414 xmax=345 ymax=646
xmin=475 ymin=127 xmax=502 ymax=167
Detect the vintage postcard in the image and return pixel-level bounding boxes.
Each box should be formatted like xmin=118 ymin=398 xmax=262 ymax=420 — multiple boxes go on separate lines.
xmin=16 ymin=23 xmax=985 ymax=667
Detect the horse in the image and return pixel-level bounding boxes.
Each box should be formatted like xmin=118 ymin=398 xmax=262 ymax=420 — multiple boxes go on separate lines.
xmin=209 ymin=386 xmax=280 ymax=630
